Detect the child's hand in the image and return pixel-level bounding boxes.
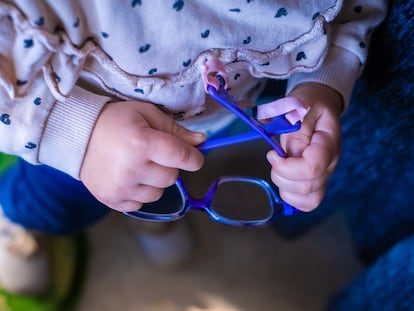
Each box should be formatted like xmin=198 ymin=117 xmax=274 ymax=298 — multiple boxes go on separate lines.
xmin=267 ymin=82 xmax=343 ymax=212
xmin=80 ymin=101 xmax=206 ymax=212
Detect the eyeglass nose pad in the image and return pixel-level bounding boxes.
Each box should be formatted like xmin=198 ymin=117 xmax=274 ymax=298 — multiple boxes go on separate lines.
xmin=282 ymin=201 xmax=300 ymax=215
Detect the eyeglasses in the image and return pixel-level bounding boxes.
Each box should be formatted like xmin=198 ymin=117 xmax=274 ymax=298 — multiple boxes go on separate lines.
xmin=124 ymin=59 xmax=307 ymax=227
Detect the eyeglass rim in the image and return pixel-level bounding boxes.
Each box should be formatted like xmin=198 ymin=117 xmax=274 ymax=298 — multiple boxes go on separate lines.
xmin=124 ymin=175 xmax=283 ymax=227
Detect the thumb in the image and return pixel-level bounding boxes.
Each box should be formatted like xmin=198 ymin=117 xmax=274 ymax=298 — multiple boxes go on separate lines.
xmin=281 ymin=108 xmax=317 ymax=157
xmin=281 ymin=131 xmax=311 ymax=157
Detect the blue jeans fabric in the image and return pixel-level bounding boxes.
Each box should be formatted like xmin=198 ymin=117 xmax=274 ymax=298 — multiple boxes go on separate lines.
xmin=0 ymin=159 xmax=109 ymax=235
xmin=328 ymin=235 xmax=414 ymax=311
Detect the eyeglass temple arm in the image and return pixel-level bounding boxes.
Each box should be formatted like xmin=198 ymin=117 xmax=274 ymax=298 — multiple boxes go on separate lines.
xmin=203 ymin=84 xmax=293 ymax=157
xmin=198 ymin=113 xmax=301 ymax=151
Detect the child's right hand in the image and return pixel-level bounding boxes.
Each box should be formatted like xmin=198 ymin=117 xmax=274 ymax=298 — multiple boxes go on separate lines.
xmin=80 ymin=101 xmax=206 ymax=212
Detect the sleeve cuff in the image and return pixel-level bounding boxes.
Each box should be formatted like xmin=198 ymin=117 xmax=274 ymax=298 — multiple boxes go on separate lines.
xmin=38 ymin=86 xmax=111 ymax=179
xmin=286 ymin=45 xmax=362 ymax=113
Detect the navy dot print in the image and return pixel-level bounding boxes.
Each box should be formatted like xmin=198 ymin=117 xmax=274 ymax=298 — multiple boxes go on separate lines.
xmin=234 ymin=73 xmax=241 ymax=80
xmin=312 ymin=12 xmax=320 ymax=20
xmin=229 ymin=8 xmax=241 ymax=13
xmin=34 ymin=17 xmax=44 ymax=26
xmin=33 ymin=97 xmax=42 ymax=105
xmin=359 ymin=41 xmax=366 ymax=48
xmin=101 ymin=32 xmax=109 ymax=38
xmin=25 ymin=142 xmax=37 ymax=149
xmin=23 ymin=39 xmax=34 ymax=48
xmin=183 ymin=59 xmax=191 ymax=67
xmin=201 ymin=30 xmax=210 ymax=38
xmin=148 ymin=68 xmax=157 ymax=75
xmin=243 ymin=36 xmax=251 ymax=44
xmin=132 ymin=0 xmax=142 ymax=7
xmin=73 ymin=18 xmax=80 ymax=28
xmin=134 ymin=88 xmax=144 ymax=94
xmin=1 ymin=114 xmax=11 ymax=125
xmin=173 ymin=0 xmax=184 ymax=11
xmin=275 ymin=8 xmax=288 ymax=18
xmin=139 ymin=44 xmax=151 ymax=53
xmin=296 ymin=51 xmax=307 ymax=61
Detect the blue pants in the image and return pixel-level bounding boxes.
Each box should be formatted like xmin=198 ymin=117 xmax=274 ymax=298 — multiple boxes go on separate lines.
xmin=0 ymin=159 xmax=109 ymax=235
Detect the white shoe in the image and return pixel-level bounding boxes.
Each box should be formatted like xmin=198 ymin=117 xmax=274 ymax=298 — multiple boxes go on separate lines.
xmin=128 ymin=219 xmax=198 ymax=269
xmin=0 ymin=210 xmax=50 ymax=295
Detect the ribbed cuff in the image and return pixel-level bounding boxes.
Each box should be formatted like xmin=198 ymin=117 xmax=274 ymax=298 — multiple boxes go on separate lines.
xmin=286 ymin=45 xmax=361 ymax=113
xmin=39 ymin=86 xmax=110 ymax=179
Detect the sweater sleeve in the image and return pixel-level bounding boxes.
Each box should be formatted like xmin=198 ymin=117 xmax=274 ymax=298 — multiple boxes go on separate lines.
xmin=286 ymin=0 xmax=388 ymax=111
xmin=0 ymin=2 xmax=111 ymax=179
xmin=38 ymin=87 xmax=109 ymax=179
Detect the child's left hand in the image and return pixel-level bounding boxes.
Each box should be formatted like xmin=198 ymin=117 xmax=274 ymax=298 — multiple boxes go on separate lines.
xmin=266 ymin=82 xmax=343 ymax=212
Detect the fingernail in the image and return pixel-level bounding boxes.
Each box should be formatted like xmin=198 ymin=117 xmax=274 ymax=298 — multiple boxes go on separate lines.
xmin=266 ymin=151 xmax=277 ymax=162
xmin=189 ymin=131 xmax=205 ymax=137
xmin=189 ymin=131 xmax=206 ymax=142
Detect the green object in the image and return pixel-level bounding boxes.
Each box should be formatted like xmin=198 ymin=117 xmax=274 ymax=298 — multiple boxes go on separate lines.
xmin=0 ymin=154 xmax=16 ymax=173
xmin=0 ymin=235 xmax=89 ymax=311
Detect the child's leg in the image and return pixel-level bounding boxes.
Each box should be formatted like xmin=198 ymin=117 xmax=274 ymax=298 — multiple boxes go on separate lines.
xmin=0 ymin=158 xmax=109 ymax=235
xmin=0 ymin=159 xmax=109 ymax=294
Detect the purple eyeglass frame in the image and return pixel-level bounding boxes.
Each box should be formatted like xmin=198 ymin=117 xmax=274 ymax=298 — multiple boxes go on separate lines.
xmin=124 ymin=76 xmax=301 ymax=227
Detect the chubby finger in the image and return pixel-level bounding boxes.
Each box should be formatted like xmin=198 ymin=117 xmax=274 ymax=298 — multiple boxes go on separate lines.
xmin=133 ymin=163 xmax=179 ymax=189
xmin=122 ymin=184 xmax=164 ymax=209
xmin=270 ymin=169 xmax=329 ymax=195
xmin=146 ymin=130 xmax=204 ymax=172
xmin=279 ymin=185 xmax=327 ymax=212
xmin=105 ymin=184 xmax=165 ymax=212
xmin=267 ymin=151 xmax=327 ymax=182
xmin=129 ymin=184 xmax=164 ymax=204
xmin=267 ymin=139 xmax=337 ymax=181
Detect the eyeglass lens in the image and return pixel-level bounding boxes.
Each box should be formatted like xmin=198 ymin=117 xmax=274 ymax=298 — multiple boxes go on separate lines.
xmin=138 ymin=185 xmax=184 ymax=215
xmin=212 ymin=180 xmax=273 ymax=221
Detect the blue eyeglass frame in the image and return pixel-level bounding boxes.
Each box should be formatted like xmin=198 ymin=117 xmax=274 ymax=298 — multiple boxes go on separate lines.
xmin=126 ymin=176 xmax=285 ymax=227
xmin=124 ymin=76 xmax=301 ymax=227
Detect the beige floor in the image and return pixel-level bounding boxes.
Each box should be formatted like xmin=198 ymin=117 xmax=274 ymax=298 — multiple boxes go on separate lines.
xmin=76 ymin=209 xmax=362 ymax=311
xmin=76 ymin=139 xmax=362 ymax=311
